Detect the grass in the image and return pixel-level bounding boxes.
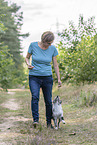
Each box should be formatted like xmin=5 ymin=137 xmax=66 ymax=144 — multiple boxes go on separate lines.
xmin=0 ymin=83 xmax=97 ymax=145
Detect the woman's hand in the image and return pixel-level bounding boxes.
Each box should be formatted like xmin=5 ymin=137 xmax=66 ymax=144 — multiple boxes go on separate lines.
xmin=28 ymin=64 xmax=34 ymax=69
xmin=58 ymin=79 xmax=62 ymax=87
xmin=25 ymin=53 xmax=34 ymax=69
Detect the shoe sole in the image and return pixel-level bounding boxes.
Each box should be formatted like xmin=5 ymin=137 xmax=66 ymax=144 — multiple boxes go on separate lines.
xmin=33 ymin=122 xmax=39 ymax=128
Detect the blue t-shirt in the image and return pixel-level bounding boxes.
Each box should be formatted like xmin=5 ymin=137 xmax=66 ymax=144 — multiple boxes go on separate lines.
xmin=28 ymin=42 xmax=58 ymax=76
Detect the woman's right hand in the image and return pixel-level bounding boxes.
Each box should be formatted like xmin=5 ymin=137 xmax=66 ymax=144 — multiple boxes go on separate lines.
xmin=28 ymin=64 xmax=34 ymax=69
xmin=25 ymin=53 xmax=34 ymax=69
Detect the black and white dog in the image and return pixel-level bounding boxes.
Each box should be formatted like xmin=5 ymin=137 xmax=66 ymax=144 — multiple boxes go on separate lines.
xmin=52 ymin=96 xmax=65 ymax=129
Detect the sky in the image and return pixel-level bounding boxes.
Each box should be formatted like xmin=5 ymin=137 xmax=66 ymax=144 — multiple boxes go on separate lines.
xmin=7 ymin=0 xmax=97 ymax=57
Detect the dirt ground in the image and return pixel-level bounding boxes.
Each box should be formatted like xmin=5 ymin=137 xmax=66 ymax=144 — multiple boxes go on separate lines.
xmin=0 ymin=90 xmax=31 ymax=145
xmin=0 ymin=86 xmax=97 ymax=145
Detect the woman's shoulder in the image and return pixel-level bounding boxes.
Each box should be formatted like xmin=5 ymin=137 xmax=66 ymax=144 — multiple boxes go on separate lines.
xmin=30 ymin=41 xmax=38 ymax=46
xmin=50 ymin=44 xmax=56 ymax=48
xmin=50 ymin=44 xmax=57 ymax=50
xmin=28 ymin=42 xmax=38 ymax=52
xmin=50 ymin=45 xmax=58 ymax=56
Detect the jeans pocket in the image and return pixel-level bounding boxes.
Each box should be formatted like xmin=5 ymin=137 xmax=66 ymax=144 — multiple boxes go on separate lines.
xmin=46 ymin=76 xmax=53 ymax=85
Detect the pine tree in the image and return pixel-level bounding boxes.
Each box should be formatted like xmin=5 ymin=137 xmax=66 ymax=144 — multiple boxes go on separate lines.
xmin=0 ymin=0 xmax=29 ymax=89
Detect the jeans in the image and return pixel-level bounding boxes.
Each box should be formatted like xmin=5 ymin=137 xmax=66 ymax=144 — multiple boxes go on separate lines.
xmin=29 ymin=75 xmax=53 ymax=125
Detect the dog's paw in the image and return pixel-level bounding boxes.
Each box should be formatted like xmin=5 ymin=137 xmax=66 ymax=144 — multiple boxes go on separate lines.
xmin=62 ymin=120 xmax=66 ymax=124
xmin=55 ymin=127 xmax=58 ymax=130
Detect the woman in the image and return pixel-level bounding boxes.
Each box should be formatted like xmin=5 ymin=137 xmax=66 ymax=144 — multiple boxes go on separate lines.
xmin=25 ymin=31 xmax=61 ymax=128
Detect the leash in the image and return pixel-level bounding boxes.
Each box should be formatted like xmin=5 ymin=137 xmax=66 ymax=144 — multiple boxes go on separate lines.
xmin=58 ymin=85 xmax=61 ymax=96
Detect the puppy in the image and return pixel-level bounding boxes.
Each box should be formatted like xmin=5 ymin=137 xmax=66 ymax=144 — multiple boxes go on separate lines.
xmin=52 ymin=96 xmax=65 ymax=129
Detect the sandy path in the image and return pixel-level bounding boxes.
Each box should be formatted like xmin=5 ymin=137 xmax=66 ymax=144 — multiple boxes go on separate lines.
xmin=0 ymin=92 xmax=31 ymax=145
xmin=1 ymin=98 xmax=20 ymax=110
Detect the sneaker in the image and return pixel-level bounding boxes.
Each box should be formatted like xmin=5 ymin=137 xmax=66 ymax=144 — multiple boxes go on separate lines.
xmin=33 ymin=121 xmax=39 ymax=128
xmin=47 ymin=124 xmax=54 ymax=129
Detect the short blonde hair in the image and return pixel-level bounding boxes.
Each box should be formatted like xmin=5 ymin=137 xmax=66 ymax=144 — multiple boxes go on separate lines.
xmin=41 ymin=31 xmax=54 ymax=43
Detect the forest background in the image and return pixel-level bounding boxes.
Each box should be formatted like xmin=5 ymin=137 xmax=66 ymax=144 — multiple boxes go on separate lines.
xmin=0 ymin=0 xmax=97 ymax=90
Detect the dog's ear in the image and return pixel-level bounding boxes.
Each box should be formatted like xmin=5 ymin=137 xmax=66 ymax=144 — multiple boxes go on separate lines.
xmin=53 ymin=98 xmax=56 ymax=103
xmin=53 ymin=100 xmax=55 ymax=103
xmin=59 ymin=100 xmax=62 ymax=104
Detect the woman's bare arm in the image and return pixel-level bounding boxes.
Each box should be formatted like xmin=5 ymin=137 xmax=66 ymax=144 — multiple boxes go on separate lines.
xmin=53 ymin=56 xmax=62 ymax=87
xmin=25 ymin=52 xmax=34 ymax=69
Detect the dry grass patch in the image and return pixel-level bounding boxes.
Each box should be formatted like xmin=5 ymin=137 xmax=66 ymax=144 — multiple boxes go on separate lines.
xmin=0 ymin=83 xmax=97 ymax=145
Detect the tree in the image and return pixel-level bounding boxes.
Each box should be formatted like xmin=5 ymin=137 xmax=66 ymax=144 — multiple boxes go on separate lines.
xmin=0 ymin=0 xmax=29 ymax=89
xmin=58 ymin=15 xmax=97 ymax=52
xmin=0 ymin=21 xmax=14 ymax=90
xmin=56 ymin=15 xmax=97 ymax=84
